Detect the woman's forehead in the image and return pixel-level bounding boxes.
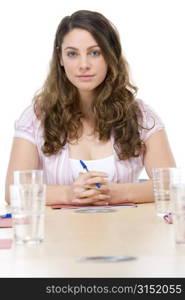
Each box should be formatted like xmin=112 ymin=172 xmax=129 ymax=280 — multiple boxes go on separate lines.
xmin=62 ymin=28 xmax=99 ymax=50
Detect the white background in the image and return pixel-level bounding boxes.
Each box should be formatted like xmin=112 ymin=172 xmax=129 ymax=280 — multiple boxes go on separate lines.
xmin=0 ymin=0 xmax=185 ymax=205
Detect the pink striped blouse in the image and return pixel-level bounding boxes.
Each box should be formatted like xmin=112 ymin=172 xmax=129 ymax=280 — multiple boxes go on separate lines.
xmin=14 ymin=99 xmax=164 ymax=185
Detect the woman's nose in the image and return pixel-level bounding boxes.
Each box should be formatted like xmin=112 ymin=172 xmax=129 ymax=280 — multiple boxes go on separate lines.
xmin=78 ymin=55 xmax=90 ymax=70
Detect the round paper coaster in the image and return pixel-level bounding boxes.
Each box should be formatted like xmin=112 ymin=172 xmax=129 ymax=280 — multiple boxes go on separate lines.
xmin=76 ymin=255 xmax=137 ymax=262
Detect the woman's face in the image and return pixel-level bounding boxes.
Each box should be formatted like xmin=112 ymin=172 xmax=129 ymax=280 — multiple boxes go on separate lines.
xmin=61 ymin=28 xmax=108 ymax=95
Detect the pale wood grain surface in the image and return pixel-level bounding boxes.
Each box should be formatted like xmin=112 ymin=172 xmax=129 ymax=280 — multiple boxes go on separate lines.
xmin=0 ymin=203 xmax=185 ymax=277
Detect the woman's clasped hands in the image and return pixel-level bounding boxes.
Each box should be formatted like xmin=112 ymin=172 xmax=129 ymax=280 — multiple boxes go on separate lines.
xmin=70 ymin=171 xmax=111 ymax=206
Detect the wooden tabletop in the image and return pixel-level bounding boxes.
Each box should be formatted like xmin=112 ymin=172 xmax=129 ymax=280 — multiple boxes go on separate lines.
xmin=0 ymin=203 xmax=185 ymax=278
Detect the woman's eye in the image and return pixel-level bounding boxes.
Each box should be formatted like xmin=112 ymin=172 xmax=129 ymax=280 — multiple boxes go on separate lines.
xmin=67 ymin=51 xmax=78 ymax=57
xmin=90 ymin=50 xmax=101 ymax=57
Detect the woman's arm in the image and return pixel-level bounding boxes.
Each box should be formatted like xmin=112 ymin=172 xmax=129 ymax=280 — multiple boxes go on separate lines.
xmin=109 ymin=129 xmax=176 ymax=204
xmin=143 ymin=129 xmax=176 ymax=176
xmin=5 ymin=138 xmax=72 ymax=205
xmin=5 ymin=138 xmax=40 ymax=204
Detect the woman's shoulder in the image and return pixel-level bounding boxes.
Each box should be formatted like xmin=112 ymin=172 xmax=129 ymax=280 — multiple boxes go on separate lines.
xmin=135 ymin=98 xmax=155 ymax=112
xmin=16 ymin=103 xmax=40 ymax=125
xmin=14 ymin=103 xmax=42 ymax=145
xmin=135 ymin=98 xmax=162 ymax=121
xmin=135 ymin=98 xmax=165 ymax=141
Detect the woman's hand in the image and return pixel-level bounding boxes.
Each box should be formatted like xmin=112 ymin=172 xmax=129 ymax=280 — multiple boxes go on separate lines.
xmin=91 ymin=181 xmax=130 ymax=206
xmin=70 ymin=171 xmax=111 ymax=206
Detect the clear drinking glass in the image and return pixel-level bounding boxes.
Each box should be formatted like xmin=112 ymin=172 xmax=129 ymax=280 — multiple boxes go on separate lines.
xmin=10 ymin=183 xmax=46 ymax=244
xmin=152 ymin=167 xmax=178 ymax=217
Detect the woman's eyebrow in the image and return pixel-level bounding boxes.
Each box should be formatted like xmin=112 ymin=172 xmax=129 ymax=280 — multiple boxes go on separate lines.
xmin=64 ymin=45 xmax=99 ymax=51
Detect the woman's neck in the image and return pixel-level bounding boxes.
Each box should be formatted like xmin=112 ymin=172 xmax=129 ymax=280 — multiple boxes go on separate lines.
xmin=79 ymin=91 xmax=95 ymax=120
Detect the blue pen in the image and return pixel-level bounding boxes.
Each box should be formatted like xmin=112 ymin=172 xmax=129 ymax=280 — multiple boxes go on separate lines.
xmin=79 ymin=160 xmax=101 ymax=188
xmin=0 ymin=213 xmax=12 ymax=219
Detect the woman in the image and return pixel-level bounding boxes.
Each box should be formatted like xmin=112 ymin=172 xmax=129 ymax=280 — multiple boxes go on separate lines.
xmin=5 ymin=10 xmax=176 ymax=206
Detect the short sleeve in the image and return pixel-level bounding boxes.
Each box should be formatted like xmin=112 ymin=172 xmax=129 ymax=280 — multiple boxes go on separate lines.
xmin=14 ymin=105 xmax=39 ymax=145
xmin=137 ymin=99 xmax=165 ymax=142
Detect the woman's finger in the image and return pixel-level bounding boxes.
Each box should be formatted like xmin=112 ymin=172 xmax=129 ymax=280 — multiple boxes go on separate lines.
xmin=85 ymin=177 xmax=108 ymax=185
xmin=84 ymin=183 xmax=110 ymax=192
xmin=79 ymin=187 xmax=110 ymax=199
xmin=92 ymin=200 xmax=109 ymax=206
xmin=72 ymin=193 xmax=111 ymax=204
xmin=78 ymin=171 xmax=108 ymax=180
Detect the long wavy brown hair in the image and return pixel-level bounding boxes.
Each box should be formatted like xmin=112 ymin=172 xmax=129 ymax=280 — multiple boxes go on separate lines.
xmin=33 ymin=10 xmax=147 ymax=160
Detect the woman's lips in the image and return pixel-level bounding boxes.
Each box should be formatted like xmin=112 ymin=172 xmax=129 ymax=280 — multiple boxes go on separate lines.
xmin=77 ymin=75 xmax=95 ymax=80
